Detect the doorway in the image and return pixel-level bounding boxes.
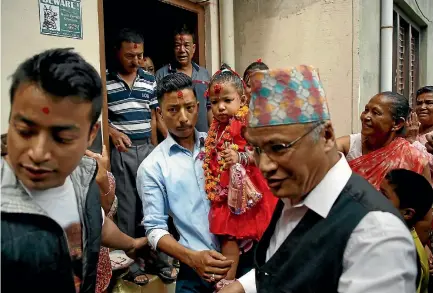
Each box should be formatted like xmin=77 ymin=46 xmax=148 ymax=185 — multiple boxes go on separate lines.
xmin=103 ymin=0 xmax=205 ymax=71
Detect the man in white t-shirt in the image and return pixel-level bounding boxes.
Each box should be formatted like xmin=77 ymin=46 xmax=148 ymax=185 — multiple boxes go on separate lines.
xmin=1 ymin=48 xmax=148 ymax=293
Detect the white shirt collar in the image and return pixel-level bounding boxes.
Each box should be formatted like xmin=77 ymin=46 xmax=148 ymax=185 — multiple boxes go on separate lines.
xmin=282 ymin=153 xmax=352 ymax=218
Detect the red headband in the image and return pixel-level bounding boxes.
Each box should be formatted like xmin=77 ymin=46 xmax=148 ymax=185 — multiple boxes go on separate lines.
xmin=208 ymin=67 xmax=247 ymax=95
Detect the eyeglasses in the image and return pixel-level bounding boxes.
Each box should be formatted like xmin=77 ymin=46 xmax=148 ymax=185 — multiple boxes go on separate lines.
xmin=252 ymin=122 xmax=325 ymax=158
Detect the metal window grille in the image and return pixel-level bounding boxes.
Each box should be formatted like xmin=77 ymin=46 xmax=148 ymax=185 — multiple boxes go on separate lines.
xmin=392 ymin=9 xmax=420 ymax=107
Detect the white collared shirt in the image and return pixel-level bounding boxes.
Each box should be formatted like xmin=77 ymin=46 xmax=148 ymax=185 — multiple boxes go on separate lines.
xmin=239 ymin=155 xmax=417 ymax=293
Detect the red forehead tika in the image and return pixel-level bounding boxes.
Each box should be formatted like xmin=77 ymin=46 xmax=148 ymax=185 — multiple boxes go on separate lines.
xmin=42 ymin=107 xmax=50 ymax=114
xmin=134 ymin=43 xmax=137 ymax=48
xmin=177 ymin=90 xmax=183 ymax=99
xmin=213 ymin=83 xmax=222 ymax=95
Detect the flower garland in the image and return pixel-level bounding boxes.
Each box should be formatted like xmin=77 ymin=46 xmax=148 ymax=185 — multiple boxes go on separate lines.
xmin=203 ymin=105 xmax=249 ymax=201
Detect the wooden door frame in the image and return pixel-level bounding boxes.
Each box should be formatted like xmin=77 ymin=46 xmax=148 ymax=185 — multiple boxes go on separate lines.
xmin=158 ymin=0 xmax=206 ymax=67
xmin=97 ymin=0 xmax=110 ymax=165
xmin=97 ymin=0 xmax=206 ymax=158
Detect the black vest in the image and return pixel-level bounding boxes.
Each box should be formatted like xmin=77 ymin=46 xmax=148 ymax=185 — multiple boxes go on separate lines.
xmin=255 ymin=174 xmax=403 ymax=293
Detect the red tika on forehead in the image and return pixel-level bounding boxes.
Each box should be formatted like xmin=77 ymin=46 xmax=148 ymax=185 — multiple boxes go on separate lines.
xmin=42 ymin=107 xmax=50 ymax=114
xmin=134 ymin=43 xmax=137 ymax=48
xmin=214 ymin=83 xmax=222 ymax=95
xmin=177 ymin=91 xmax=184 ymax=99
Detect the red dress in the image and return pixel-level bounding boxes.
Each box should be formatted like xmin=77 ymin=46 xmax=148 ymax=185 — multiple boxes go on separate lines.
xmin=205 ymin=118 xmax=278 ymax=241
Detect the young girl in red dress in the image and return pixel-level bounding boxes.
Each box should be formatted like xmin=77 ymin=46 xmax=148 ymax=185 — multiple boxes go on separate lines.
xmin=203 ymin=64 xmax=278 ymax=289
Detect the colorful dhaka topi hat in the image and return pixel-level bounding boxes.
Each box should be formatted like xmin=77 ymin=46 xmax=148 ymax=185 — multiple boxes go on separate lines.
xmin=248 ymin=65 xmax=330 ymax=127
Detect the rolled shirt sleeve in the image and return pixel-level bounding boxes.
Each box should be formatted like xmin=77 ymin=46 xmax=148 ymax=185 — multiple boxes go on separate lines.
xmin=338 ymin=211 xmax=417 ymax=293
xmin=136 ymin=157 xmax=169 ymax=246
xmin=238 ymin=269 xmax=257 ymax=293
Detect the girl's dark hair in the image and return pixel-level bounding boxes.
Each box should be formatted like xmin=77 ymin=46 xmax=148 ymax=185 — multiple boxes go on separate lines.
xmin=243 ymin=60 xmax=269 ymax=81
xmin=384 ymin=169 xmax=433 ymax=228
xmin=208 ymin=63 xmax=245 ymax=96
xmin=380 ymin=91 xmax=410 ymax=134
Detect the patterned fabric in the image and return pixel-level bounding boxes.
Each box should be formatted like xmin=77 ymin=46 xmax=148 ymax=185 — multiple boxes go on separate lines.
xmin=348 ymin=138 xmax=427 ymax=189
xmin=413 ymin=133 xmax=433 ymax=180
xmin=96 ymin=197 xmax=117 ymax=293
xmin=106 ymin=68 xmax=157 ymax=140
xmin=248 ymin=65 xmax=330 ymax=128
xmin=207 ymin=119 xmax=278 ymax=241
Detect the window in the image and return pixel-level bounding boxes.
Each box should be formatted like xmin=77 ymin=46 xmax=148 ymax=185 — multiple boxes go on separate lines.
xmin=392 ymin=8 xmax=420 ymax=106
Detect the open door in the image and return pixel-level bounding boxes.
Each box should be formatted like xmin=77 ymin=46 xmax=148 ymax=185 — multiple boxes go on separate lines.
xmin=97 ymin=0 xmax=206 ymax=158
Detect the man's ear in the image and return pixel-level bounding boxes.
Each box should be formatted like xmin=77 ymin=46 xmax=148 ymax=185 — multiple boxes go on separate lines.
xmin=322 ymin=121 xmax=336 ymax=152
xmin=156 ymin=107 xmax=163 ymax=120
xmin=240 ymin=94 xmax=247 ymax=106
xmin=88 ymin=122 xmax=100 ymax=148
xmin=401 ymin=208 xmax=416 ymax=222
xmin=392 ymin=117 xmax=405 ymax=132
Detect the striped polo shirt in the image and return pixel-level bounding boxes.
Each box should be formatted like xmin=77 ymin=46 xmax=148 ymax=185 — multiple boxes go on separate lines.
xmin=106 ymin=68 xmax=157 ymax=140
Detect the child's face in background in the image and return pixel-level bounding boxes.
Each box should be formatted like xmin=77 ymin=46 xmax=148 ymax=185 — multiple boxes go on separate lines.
xmin=139 ymin=57 xmax=155 ymax=75
xmin=244 ymin=70 xmax=254 ymax=105
xmin=379 ymin=179 xmax=400 ymax=209
xmin=209 ymin=82 xmax=245 ymax=123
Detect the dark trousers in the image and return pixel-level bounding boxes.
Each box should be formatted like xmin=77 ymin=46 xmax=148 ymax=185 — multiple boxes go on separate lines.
xmin=175 ymin=244 xmax=256 ymax=293
xmin=110 ymin=138 xmax=153 ymax=237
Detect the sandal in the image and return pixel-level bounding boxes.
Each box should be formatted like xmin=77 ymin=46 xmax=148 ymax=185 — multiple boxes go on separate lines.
xmin=145 ymin=251 xmax=177 ymax=284
xmin=124 ymin=263 xmax=149 ymax=286
xmin=172 ymin=258 xmax=180 ymax=268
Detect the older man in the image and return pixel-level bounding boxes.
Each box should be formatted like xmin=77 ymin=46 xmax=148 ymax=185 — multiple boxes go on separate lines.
xmin=155 ymin=26 xmax=211 ymax=132
xmin=221 ymin=66 xmax=417 ymax=293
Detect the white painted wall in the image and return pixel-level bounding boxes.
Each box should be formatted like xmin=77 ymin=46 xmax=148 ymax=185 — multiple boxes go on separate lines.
xmin=233 ymin=0 xmax=358 ymax=137
xmin=0 ymin=0 xmax=101 ymax=134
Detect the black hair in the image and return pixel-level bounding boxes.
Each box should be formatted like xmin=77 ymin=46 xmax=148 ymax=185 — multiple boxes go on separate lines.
xmin=379 ymin=91 xmax=410 ymax=134
xmin=114 ymin=28 xmax=144 ymax=50
xmin=156 ymin=72 xmax=196 ymax=105
xmin=173 ymin=25 xmax=195 ymax=44
xmin=243 ymin=61 xmax=269 ymax=82
xmin=9 ymin=48 xmax=102 ymax=127
xmin=208 ymin=63 xmax=245 ymax=96
xmin=416 ymin=86 xmax=433 ymax=98
xmin=384 ymin=169 xmax=433 ymax=227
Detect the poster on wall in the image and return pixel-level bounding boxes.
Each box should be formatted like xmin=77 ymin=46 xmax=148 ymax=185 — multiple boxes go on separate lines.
xmin=38 ymin=0 xmax=82 ymax=39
